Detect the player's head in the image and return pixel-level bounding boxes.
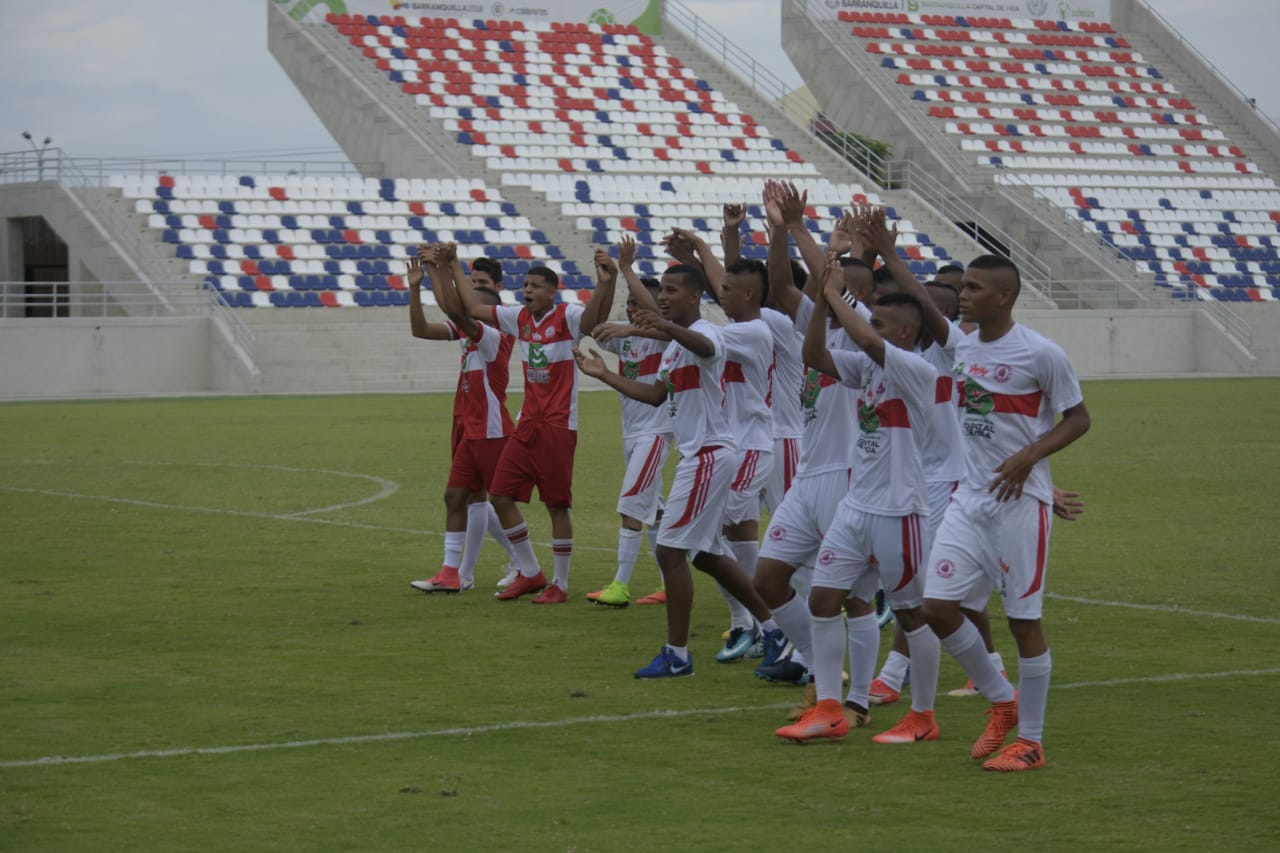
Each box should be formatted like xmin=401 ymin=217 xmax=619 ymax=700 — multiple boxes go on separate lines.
xmin=870 ymin=291 xmax=925 ymax=351
xmin=470 ymin=256 xmax=503 ymax=290
xmin=935 ymin=263 xmax=964 ymax=288
xmin=961 ymin=255 xmax=1021 ymax=324
xmin=839 ymin=256 xmax=874 ymax=302
xmin=658 ymin=263 xmax=708 ymax=326
xmin=626 ymin=277 xmax=660 ymax=323
xmin=924 ymin=281 xmax=960 ymax=322
xmin=721 ymin=257 xmax=768 ymax=322
xmin=521 ymin=265 xmax=559 ymax=313
xmin=871 ymin=265 xmax=902 ymax=303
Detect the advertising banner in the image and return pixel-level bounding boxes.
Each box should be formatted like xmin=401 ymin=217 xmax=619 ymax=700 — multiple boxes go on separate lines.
xmin=807 ymin=0 xmax=1112 ymax=24
xmin=276 ymin=0 xmax=664 ymax=33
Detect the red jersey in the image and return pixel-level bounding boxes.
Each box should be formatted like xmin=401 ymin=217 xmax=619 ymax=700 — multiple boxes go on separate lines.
xmin=492 ymin=302 xmax=586 ymax=430
xmin=446 ymin=320 xmax=516 ymax=440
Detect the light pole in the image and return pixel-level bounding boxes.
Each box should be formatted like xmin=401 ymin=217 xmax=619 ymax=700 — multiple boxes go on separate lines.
xmin=22 ymin=131 xmax=53 ymax=180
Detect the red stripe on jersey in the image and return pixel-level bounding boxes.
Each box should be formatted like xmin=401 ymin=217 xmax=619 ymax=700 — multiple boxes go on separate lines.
xmin=935 ymin=375 xmax=954 ymax=404
xmin=723 ymin=361 xmax=746 ymax=383
xmin=667 ymin=364 xmax=701 ymax=392
xmin=875 ymin=398 xmax=912 ymax=428
xmin=1020 ymin=502 xmax=1050 ymax=599
xmin=993 ymin=389 xmax=1044 ymax=416
xmin=621 ymin=436 xmax=666 ymax=497
xmin=670 ymin=451 xmax=714 ymax=529
xmin=637 ymin=352 xmax=663 ymax=376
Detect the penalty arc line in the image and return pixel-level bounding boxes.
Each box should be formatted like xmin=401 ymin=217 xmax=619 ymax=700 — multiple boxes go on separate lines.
xmin=3 ymin=668 xmax=1278 ymax=770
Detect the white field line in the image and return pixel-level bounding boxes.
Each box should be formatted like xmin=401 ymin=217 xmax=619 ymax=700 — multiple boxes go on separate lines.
xmin=1045 ymin=593 xmax=1280 ymax=625
xmin=2 ymin=668 xmax=1278 ymax=770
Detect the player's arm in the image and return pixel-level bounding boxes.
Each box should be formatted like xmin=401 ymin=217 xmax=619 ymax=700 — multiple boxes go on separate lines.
xmin=433 ymin=243 xmax=482 ymax=339
xmin=633 ymin=308 xmax=715 ymax=358
xmin=801 ymin=258 xmax=840 ymax=379
xmin=574 ymin=346 xmax=666 ymax=406
xmin=863 ymin=208 xmax=951 ymax=346
xmin=617 ymin=234 xmax=659 ymax=314
xmin=721 ymin=201 xmax=746 ymax=266
xmin=407 ymin=247 xmax=455 ymax=341
xmin=990 ymin=402 xmax=1092 ymax=502
xmin=777 ymin=181 xmax=826 ymax=299
xmin=578 ymin=248 xmax=618 ymax=332
xmin=450 ymin=248 xmax=496 ymax=324
xmin=667 ymin=227 xmax=725 ymax=303
xmin=825 ymin=265 xmax=887 ymax=366
xmin=763 ymin=182 xmax=802 ymax=319
xmin=592 ymin=322 xmax=670 ymax=344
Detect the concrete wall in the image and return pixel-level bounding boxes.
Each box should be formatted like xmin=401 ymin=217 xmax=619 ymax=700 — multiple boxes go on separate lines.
xmin=0 ymin=317 xmax=210 ymax=398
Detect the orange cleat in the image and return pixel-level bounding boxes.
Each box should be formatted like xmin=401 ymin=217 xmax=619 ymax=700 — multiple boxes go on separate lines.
xmin=495 ymin=570 xmax=547 ymax=601
xmin=983 ymin=738 xmax=1045 ymax=772
xmin=635 ymin=588 xmax=667 ymax=605
xmin=971 ymin=697 xmax=1019 ymax=759
xmin=869 ymin=678 xmax=901 ymax=706
xmin=775 ymin=699 xmax=849 ymax=743
xmin=531 ymin=583 xmax=568 ymax=604
xmin=871 ymin=710 xmax=940 ymax=744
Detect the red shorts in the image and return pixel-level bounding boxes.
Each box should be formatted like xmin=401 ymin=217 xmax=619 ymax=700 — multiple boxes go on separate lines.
xmin=489 ymin=422 xmax=577 ymax=508
xmin=447 ymin=436 xmax=509 ymax=492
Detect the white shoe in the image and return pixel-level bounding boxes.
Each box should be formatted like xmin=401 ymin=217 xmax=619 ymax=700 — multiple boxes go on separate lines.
xmin=495 ymin=564 xmax=518 ymax=589
xmin=410 ymin=579 xmax=444 ymax=592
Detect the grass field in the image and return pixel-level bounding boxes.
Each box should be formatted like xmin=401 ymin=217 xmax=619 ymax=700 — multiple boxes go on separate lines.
xmin=2 ymin=380 xmax=1279 ymax=851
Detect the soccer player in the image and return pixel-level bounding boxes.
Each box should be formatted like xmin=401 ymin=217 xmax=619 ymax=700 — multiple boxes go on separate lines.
xmin=456 ymin=251 xmax=617 ymax=603
xmin=574 ymin=263 xmax=785 ymax=679
xmin=405 ymin=246 xmax=517 ymax=593
xmin=583 ymin=236 xmax=672 ymax=608
xmin=921 ymin=254 xmax=1091 ymax=772
xmin=776 ymin=261 xmax=944 ymax=744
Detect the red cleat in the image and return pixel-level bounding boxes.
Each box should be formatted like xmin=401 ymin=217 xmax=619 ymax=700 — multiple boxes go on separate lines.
xmin=494 ymin=570 xmax=547 ymax=600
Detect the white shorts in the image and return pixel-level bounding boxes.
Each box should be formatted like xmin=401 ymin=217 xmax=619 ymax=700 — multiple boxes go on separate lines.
xmin=760 ymin=436 xmax=800 ymax=515
xmin=723 ymin=448 xmax=773 ymax=526
xmin=656 ymin=446 xmax=734 ymax=557
xmin=924 ymin=489 xmax=1053 ymax=620
xmin=814 ymin=504 xmax=928 ymax=611
xmin=616 ymin=433 xmax=670 ymax=525
xmin=759 ymin=468 xmax=851 ymax=568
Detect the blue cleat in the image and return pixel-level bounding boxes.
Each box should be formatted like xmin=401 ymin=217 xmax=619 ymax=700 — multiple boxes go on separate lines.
xmin=715 ymin=627 xmax=759 ymax=662
xmin=634 ymin=646 xmax=694 ymax=679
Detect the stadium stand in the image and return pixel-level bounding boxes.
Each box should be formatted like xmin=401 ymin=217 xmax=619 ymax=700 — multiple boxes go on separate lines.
xmin=832 ymin=9 xmax=1279 ymax=301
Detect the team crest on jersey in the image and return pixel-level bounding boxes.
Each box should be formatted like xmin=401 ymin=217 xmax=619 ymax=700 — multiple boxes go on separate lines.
xmin=994 ymin=364 xmax=1012 ymax=382
xmin=769 ymin=525 xmax=786 ymax=541
xmin=935 ymin=559 xmax=955 ymax=579
xmin=818 ymin=549 xmax=835 ymax=566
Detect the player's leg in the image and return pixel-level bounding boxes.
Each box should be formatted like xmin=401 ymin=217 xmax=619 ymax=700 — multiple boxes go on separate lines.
xmin=490 ymin=428 xmax=546 ymax=600
xmin=528 ymin=426 xmax=576 ymax=603
xmin=410 ymin=434 xmax=478 ymax=593
xmin=633 ymin=543 xmax=696 ymax=679
xmin=948 ymin=603 xmax=1007 ymax=696
xmin=715 ymin=449 xmax=770 ymax=661
xmin=872 ymin=624 xmax=910 ymax=706
xmin=595 ymin=434 xmax=668 ymax=607
xmin=983 ymin=500 xmax=1053 ymax=771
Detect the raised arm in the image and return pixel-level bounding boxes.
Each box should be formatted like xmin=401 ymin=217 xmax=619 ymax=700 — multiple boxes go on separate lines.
xmin=989 ymin=402 xmax=1092 ymax=502
xmin=762 ymin=181 xmax=802 ymax=319
xmin=778 ymin=181 xmax=826 ymax=296
xmin=579 ymin=248 xmax=618 ymax=332
xmin=862 ymin=208 xmax=951 ymax=347
xmin=664 ymin=228 xmax=724 ymax=303
xmin=721 ymin=201 xmax=747 ymax=266
xmin=801 ymin=258 xmax=841 ymax=379
xmin=407 ymin=246 xmax=456 ymax=341
xmin=433 ymin=243 xmax=482 ymax=339
xmin=825 ymin=264 xmax=887 ymax=366
xmin=616 ymin=234 xmax=659 ymax=314
xmin=449 ymin=247 xmax=496 ymax=323
xmin=574 ymin=346 xmax=666 ymax=406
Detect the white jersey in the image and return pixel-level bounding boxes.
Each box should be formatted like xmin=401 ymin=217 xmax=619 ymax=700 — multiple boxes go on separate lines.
xmin=794 ymin=297 xmax=858 ymax=478
xmin=951 ymin=323 xmax=1084 ymax=504
xmin=721 ymin=318 xmax=774 ymax=452
xmin=659 ymin=319 xmax=736 ymax=459
xmin=920 ymin=338 xmax=964 ymax=485
xmin=761 ymin=307 xmax=804 ymax=441
xmin=599 ymin=334 xmax=672 ymax=439
xmin=831 ymin=344 xmax=936 ymax=517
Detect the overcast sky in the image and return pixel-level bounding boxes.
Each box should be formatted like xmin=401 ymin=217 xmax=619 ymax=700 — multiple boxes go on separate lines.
xmin=0 ymin=0 xmax=1275 ymax=161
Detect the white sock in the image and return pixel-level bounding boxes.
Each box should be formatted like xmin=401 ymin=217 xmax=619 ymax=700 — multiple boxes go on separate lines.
xmin=877 ymin=650 xmax=910 ymax=692
xmin=459 ymin=503 xmax=488 ymax=582
xmin=615 ymin=528 xmax=643 ymax=585
xmin=717 ymin=581 xmax=755 ymax=631
xmin=1017 ymin=650 xmax=1052 ymax=744
xmin=504 ymin=523 xmax=541 ymax=577
xmin=811 ymin=614 xmax=846 ymax=704
xmin=791 ymin=649 xmax=808 ymax=668
xmin=551 ymin=538 xmax=572 ymax=590
xmin=845 ymin=613 xmax=880 ymax=710
xmin=443 ymin=531 xmax=463 ymax=570
xmin=771 ymin=593 xmax=814 ymax=663
xmin=905 ymin=625 xmax=941 ymax=713
xmin=790 ymin=565 xmax=812 ymax=603
xmin=940 ymin=619 xmax=1016 ymax=703
xmin=488 ymin=503 xmax=515 ymax=560
xmin=989 ymin=650 xmax=1005 ymax=675
xmin=645 ymin=525 xmax=660 ymax=564
xmin=666 ymin=644 xmax=689 ymax=662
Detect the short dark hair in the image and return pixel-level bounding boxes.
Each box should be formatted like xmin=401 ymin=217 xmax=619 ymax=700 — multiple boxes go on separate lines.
xmin=966 ymin=254 xmax=1021 ymax=298
xmin=640 ymin=276 xmax=660 ymax=292
xmin=873 ymin=291 xmax=925 ymax=347
xmin=924 ymin=281 xmax=959 ymax=321
xmin=937 ymin=263 xmax=964 ymax=276
xmin=471 ymin=256 xmax=503 ymax=284
xmin=664 ymin=262 xmax=708 ymax=294
xmin=789 ymin=259 xmax=808 ymax=290
xmin=726 ymin=257 xmax=769 ymax=307
xmin=838 ymin=256 xmax=873 ymax=272
xmin=473 ymin=285 xmax=502 ymax=306
xmin=872 ymin=264 xmax=895 ymax=285
xmin=525 ymin=265 xmax=559 ymax=287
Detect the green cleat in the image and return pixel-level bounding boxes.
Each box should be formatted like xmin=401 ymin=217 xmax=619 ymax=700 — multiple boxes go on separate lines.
xmin=589 ymin=580 xmax=631 ymax=608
